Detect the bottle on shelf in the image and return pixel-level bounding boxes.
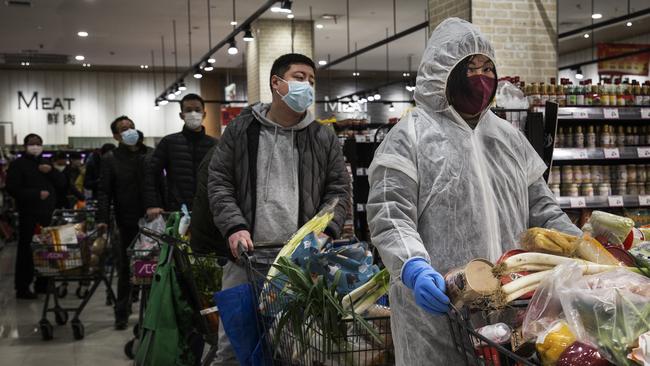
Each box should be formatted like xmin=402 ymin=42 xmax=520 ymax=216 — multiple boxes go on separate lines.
xmin=548 ymin=80 xmax=557 ymax=103
xmin=616 ymin=126 xmax=626 ymax=147
xmin=600 ymin=124 xmax=612 ymax=148
xmin=633 ymin=126 xmax=640 ymax=146
xmin=586 ymin=125 xmax=596 ymax=148
xmin=624 ymin=79 xmax=634 ymax=106
xmin=531 ymin=83 xmax=541 ymax=107
xmin=540 ymin=82 xmax=549 ymax=105
xmin=591 ymin=82 xmax=599 ymax=105
xmin=567 ymin=83 xmax=576 ymax=106
xmin=576 ymin=82 xmax=585 ymax=105
xmin=557 ymin=81 xmax=566 ymax=107
xmin=616 ymin=80 xmax=626 ymax=106
xmin=524 ymin=84 xmax=533 ymax=106
xmin=625 ymin=126 xmax=635 ymax=146
xmin=574 ymin=126 xmax=585 ymax=148
xmin=643 ymin=82 xmax=650 ymax=106
xmin=565 ymin=126 xmax=574 ymax=148
xmin=585 ymin=80 xmax=593 ymax=105
xmin=556 ymin=127 xmax=565 ymax=147
xmin=601 ymin=80 xmax=610 ymax=106
xmin=633 ymin=80 xmax=643 ymax=106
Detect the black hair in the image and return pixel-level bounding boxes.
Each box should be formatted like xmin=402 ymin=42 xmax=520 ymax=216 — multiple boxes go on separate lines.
xmin=69 ymin=151 xmax=82 ymax=160
xmin=110 ymin=115 xmax=133 ymax=134
xmin=23 ymin=133 xmax=42 ymax=145
xmin=180 ymin=93 xmax=205 ymax=110
xmin=137 ymin=130 xmax=144 ymax=144
xmin=446 ymin=55 xmax=498 ymax=109
xmin=100 ymin=143 xmax=116 ymax=155
xmin=269 ymin=53 xmax=316 ymax=90
xmin=53 ymin=151 xmax=67 ymax=161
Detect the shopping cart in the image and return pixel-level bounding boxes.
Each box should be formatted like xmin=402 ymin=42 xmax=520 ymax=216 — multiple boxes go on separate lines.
xmin=239 ymin=246 xmax=395 ymax=366
xmin=447 ymin=304 xmax=538 ymax=366
xmin=136 ymin=226 xmax=225 ymax=366
xmin=32 ymin=208 xmax=116 ymax=340
xmin=123 ymin=232 xmax=160 ymax=359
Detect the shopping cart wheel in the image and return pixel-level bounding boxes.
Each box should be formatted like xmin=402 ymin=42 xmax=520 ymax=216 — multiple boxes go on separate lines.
xmin=39 ymin=319 xmax=53 ymax=341
xmin=71 ymin=320 xmax=84 ymax=340
xmin=76 ymin=286 xmax=89 ymax=299
xmin=124 ymin=339 xmax=135 ymax=359
xmin=54 ymin=309 xmax=68 ymax=325
xmin=56 ymin=284 xmax=68 ymax=298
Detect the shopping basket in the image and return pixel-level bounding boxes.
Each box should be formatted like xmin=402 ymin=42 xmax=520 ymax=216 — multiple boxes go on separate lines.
xmin=238 ymin=247 xmax=395 ymax=366
xmin=137 ymin=226 xmax=225 ymax=366
xmin=32 ymin=208 xmax=116 ymax=341
xmin=447 ymin=304 xmax=538 ymax=366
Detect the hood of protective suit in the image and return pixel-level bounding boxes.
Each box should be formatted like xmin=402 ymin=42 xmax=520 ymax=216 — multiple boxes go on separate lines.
xmin=414 ymin=17 xmax=495 ymax=115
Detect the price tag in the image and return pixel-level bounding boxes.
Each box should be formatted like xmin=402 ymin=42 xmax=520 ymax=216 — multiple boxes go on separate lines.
xmin=608 ymin=195 xmax=624 ymax=207
xmin=603 ymin=108 xmax=619 ymax=119
xmin=356 ymin=204 xmax=366 ymax=212
xmin=354 ymin=135 xmax=367 ymax=143
xmin=572 ymin=110 xmax=589 ymax=119
xmin=639 ymin=196 xmax=650 ymax=206
xmin=641 ymin=108 xmax=650 ymax=119
xmin=575 ymin=149 xmax=589 ymax=159
xmin=638 ymin=147 xmax=650 ymax=158
xmin=569 ymin=197 xmax=586 ymax=208
xmin=603 ymin=148 xmax=620 ymax=159
xmin=356 ymin=168 xmax=367 ymax=176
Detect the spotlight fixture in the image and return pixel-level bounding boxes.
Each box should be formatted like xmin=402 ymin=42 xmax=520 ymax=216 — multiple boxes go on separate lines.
xmin=159 ymin=99 xmax=169 ymax=106
xmin=193 ymin=68 xmax=203 ymax=79
xmin=204 ymin=65 xmax=214 ymax=72
xmin=287 ymin=14 xmax=294 ymax=19
xmin=230 ymin=21 xmax=238 ymax=26
xmin=360 ymin=97 xmax=367 ymax=104
xmin=627 ymin=21 xmax=633 ymax=27
xmin=154 ymin=101 xmax=160 ymax=110
xmin=271 ymin=0 xmax=292 ymax=13
xmin=207 ymin=58 xmax=216 ymax=64
xmin=575 ymin=68 xmax=584 ymax=80
xmin=178 ymin=81 xmax=187 ymax=91
xmin=368 ymin=95 xmax=375 ymax=102
xmin=243 ymin=29 xmax=254 ymax=42
xmin=318 ymin=60 xmax=327 ymax=66
xmin=77 ymin=31 xmax=89 ymax=37
xmin=75 ymin=55 xmax=85 ymax=61
xmin=21 ymin=61 xmax=30 ymax=66
xmin=352 ymin=72 xmax=360 ymax=77
xmin=82 ymin=63 xmax=91 ymax=68
xmin=140 ymin=65 xmax=149 ymax=69
xmin=583 ymin=33 xmax=590 ymax=39
xmin=174 ymin=84 xmax=182 ymax=95
xmin=374 ymin=92 xmax=381 ymax=100
xmin=316 ymin=24 xmax=324 ymax=29
xmin=591 ymin=13 xmax=602 ymax=20
xmin=167 ymin=90 xmax=176 ymax=100
xmin=227 ymin=40 xmax=238 ymax=55
xmin=389 ymin=103 xmax=395 ymax=112
xmin=402 ymin=72 xmax=411 ymax=77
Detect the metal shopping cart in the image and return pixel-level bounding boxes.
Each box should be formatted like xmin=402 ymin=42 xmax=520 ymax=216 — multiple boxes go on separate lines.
xmin=135 ymin=226 xmax=225 ymax=366
xmin=238 ymin=247 xmax=395 ymax=366
xmin=446 ymin=304 xmax=538 ymax=366
xmin=32 ymin=208 xmax=116 ymax=340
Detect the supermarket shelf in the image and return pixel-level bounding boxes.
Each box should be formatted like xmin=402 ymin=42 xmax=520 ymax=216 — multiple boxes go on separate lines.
xmin=553 ymin=147 xmax=650 ymax=161
xmin=557 ymin=195 xmax=650 ymax=209
xmin=549 ymin=106 xmax=650 ymax=121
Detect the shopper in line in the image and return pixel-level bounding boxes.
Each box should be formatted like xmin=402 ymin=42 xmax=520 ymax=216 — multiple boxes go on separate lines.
xmin=97 ymin=116 xmax=153 ymax=329
xmin=6 ymin=133 xmax=66 ymax=299
xmin=144 ymin=93 xmax=216 ymax=217
xmin=83 ymin=143 xmax=116 ymax=199
xmin=207 ymin=53 xmax=351 ymax=364
xmin=52 ymin=151 xmax=86 ymax=208
xmin=52 ymin=151 xmax=72 ymax=209
xmin=366 ymin=18 xmax=581 ymax=365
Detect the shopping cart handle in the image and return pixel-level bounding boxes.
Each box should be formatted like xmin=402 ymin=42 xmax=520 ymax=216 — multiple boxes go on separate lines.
xmin=237 ymin=241 xmax=250 ymax=259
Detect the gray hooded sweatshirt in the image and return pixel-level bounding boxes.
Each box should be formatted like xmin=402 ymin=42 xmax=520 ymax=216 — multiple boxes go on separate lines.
xmin=251 ymin=103 xmax=315 ymax=244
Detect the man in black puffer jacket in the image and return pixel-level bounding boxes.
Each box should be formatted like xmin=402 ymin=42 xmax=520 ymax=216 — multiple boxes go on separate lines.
xmin=144 ymin=93 xmax=216 ymax=218
xmin=97 ymin=116 xmax=153 ymax=329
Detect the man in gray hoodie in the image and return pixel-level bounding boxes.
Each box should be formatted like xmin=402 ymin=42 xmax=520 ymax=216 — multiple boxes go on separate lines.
xmin=207 ymin=53 xmax=351 ymax=364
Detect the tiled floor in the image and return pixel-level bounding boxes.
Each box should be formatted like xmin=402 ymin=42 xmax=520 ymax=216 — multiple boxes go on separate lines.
xmin=0 ymin=243 xmax=136 ymax=366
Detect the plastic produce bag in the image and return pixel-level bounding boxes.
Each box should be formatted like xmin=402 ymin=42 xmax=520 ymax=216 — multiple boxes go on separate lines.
xmin=588 ymin=210 xmax=635 ymax=246
xmin=135 ymin=215 xmax=166 ymax=253
xmin=496 ymin=80 xmax=529 ymax=109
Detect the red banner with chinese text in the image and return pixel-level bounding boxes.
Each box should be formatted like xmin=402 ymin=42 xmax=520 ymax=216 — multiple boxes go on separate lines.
xmin=597 ymin=43 xmax=650 ymax=76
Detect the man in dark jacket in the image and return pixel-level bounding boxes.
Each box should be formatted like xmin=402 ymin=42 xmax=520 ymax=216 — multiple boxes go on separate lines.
xmin=207 ymin=53 xmax=351 ymax=364
xmin=97 ymin=116 xmax=153 ymax=329
xmin=144 ymin=93 xmax=216 ymax=218
xmin=6 ymin=134 xmax=67 ymax=299
xmin=84 ymin=143 xmax=116 ymax=199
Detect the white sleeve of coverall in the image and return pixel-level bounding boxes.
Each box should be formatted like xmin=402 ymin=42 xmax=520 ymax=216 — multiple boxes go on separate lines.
xmin=367 ymin=155 xmax=430 ymax=281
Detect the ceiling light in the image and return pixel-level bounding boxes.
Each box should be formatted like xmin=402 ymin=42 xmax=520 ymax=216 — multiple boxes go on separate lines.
xmin=287 ymin=14 xmax=294 ymax=19
xmin=21 ymin=62 xmax=29 ymax=66
xmin=174 ymin=85 xmax=182 ymax=95
xmin=159 ymin=99 xmax=169 ymax=106
xmin=270 ymin=0 xmax=292 ymax=13
xmin=178 ymin=81 xmax=187 ymax=91
xmin=360 ymin=97 xmax=367 ymax=104
xmin=318 ymin=60 xmax=327 ymax=66
xmin=243 ymin=29 xmax=254 ymax=42
xmin=352 ymin=95 xmax=359 ymax=101
xmin=575 ymin=68 xmax=584 ymax=80
xmin=352 ymin=72 xmax=359 ymax=77
xmin=230 ymin=21 xmax=238 ymax=26
xmin=77 ymin=31 xmax=88 ymax=37
xmin=374 ymin=92 xmax=381 ymax=100
xmin=627 ymin=21 xmax=633 ymax=27
xmin=204 ymin=65 xmax=214 ymax=71
xmin=316 ymin=24 xmax=324 ymax=29
xmin=154 ymin=102 xmax=160 ymax=110
xmin=140 ymin=64 xmax=149 ymax=69
xmin=227 ymin=40 xmax=238 ymax=55
xmin=207 ymin=57 xmax=216 ymax=64
xmin=367 ymin=95 xmax=375 ymax=102
xmin=75 ymin=55 xmax=85 ymax=61
xmin=167 ymin=90 xmax=176 ymax=100
xmin=389 ymin=103 xmax=395 ymax=112
xmin=591 ymin=13 xmax=602 ymax=19
xmin=583 ymin=33 xmax=590 ymax=38
xmin=193 ymin=69 xmax=203 ymax=79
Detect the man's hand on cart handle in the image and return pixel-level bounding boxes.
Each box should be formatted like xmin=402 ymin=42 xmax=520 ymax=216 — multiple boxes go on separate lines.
xmin=229 ymin=230 xmax=253 ymax=259
xmin=146 ymin=207 xmax=164 ymax=220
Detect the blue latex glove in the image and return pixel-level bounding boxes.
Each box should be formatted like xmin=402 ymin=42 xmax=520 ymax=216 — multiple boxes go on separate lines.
xmin=402 ymin=258 xmax=450 ymax=315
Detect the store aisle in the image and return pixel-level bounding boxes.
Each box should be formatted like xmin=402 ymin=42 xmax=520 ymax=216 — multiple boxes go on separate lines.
xmin=0 ymin=243 xmax=134 ymax=366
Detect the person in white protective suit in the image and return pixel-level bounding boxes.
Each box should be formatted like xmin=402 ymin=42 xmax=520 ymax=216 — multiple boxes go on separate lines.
xmin=366 ymin=18 xmax=582 ymax=365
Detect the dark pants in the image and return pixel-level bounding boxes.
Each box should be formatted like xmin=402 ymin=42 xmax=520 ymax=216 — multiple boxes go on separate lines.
xmin=115 ymin=223 xmax=139 ymax=320
xmin=16 ymin=213 xmax=51 ymax=292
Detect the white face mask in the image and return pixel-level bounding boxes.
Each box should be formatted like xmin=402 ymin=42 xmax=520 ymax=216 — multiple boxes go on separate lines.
xmin=26 ymin=145 xmax=43 ymax=156
xmin=183 ymin=112 xmax=203 ymax=129
xmin=54 ymin=164 xmax=66 ymax=172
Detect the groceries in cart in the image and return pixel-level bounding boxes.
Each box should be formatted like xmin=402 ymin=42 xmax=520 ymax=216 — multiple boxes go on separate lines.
xmin=442 ymin=210 xmax=650 ymax=366
xmin=32 ymin=223 xmax=86 ymax=274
